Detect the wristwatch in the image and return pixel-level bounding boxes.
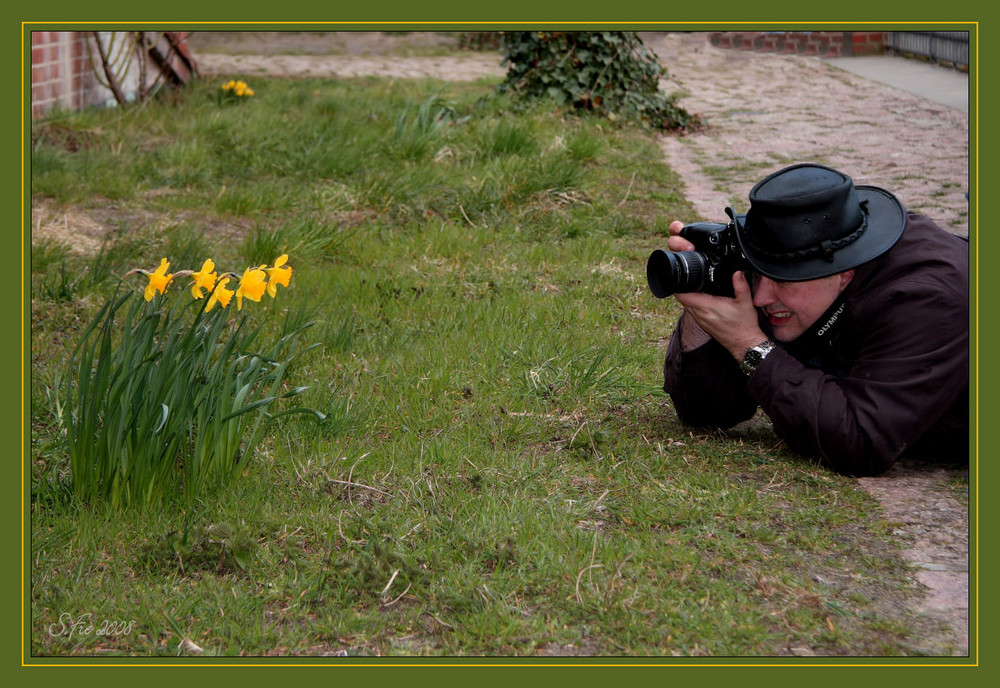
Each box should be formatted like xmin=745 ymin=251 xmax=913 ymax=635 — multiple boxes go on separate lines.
xmin=740 ymin=339 xmax=776 ymax=376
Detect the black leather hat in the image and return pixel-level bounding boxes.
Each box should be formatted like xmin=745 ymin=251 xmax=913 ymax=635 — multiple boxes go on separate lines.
xmin=730 ymin=163 xmax=906 ymax=281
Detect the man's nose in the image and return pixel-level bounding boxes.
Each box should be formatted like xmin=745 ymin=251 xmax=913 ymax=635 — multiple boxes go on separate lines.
xmin=752 ymin=275 xmax=776 ymax=306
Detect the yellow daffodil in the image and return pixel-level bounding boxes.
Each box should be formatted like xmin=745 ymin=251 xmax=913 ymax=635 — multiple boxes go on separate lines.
xmin=205 ymin=276 xmax=234 ymax=312
xmin=190 ymin=259 xmax=218 ymax=300
xmin=143 ymin=258 xmax=173 ymax=301
xmin=235 ymin=266 xmax=267 ymax=310
xmin=264 ymin=254 xmax=292 ymax=298
xmin=221 ymin=79 xmax=253 ymax=100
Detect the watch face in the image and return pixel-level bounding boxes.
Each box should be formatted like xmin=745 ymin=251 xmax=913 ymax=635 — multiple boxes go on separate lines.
xmin=742 ymin=342 xmax=773 ymax=375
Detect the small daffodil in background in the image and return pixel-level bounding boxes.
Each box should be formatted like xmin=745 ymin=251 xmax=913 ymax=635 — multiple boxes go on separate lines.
xmin=143 ymin=258 xmax=173 ymax=301
xmin=221 ymin=79 xmax=255 ymax=100
xmin=190 ymin=259 xmax=218 ymax=299
xmin=265 ymin=254 xmax=292 ymax=298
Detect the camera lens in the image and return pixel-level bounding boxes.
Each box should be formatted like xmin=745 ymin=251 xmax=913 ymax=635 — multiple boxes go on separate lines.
xmin=646 ymin=249 xmax=707 ymax=298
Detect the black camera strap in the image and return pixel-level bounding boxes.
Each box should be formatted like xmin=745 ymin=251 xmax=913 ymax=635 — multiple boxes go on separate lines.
xmin=807 ymin=295 xmax=849 ymax=345
xmin=774 ymin=295 xmax=852 ymax=375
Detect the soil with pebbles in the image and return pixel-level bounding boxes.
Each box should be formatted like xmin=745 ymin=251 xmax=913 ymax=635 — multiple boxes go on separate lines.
xmin=46 ymin=30 xmax=973 ymax=656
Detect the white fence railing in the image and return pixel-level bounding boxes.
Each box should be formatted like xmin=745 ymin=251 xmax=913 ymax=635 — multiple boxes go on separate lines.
xmin=886 ymin=31 xmax=969 ymax=68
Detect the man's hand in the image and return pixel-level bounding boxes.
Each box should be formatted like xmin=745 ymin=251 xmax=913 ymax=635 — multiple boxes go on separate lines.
xmin=666 ymin=219 xmax=695 ymax=253
xmin=667 ymin=221 xmax=767 ymax=360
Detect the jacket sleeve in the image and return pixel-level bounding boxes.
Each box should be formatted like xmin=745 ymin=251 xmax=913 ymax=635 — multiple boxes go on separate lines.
xmin=662 ymin=315 xmax=759 ymax=429
xmin=747 ymin=276 xmax=969 ymax=476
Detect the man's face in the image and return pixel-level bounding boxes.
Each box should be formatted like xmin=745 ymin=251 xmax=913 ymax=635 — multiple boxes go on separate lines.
xmin=751 ymin=271 xmax=855 ymax=341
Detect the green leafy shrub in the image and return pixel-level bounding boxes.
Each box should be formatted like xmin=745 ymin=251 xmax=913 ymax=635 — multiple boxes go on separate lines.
xmin=499 ymin=31 xmax=700 ymax=131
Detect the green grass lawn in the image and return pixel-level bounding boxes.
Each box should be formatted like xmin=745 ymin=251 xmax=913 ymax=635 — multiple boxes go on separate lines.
xmin=28 ymin=75 xmax=942 ymax=657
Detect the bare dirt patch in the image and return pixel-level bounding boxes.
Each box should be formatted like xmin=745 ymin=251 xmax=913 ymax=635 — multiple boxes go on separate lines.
xmin=31 ymin=198 xmax=257 ymax=256
xmin=188 ymin=31 xmax=506 ymax=83
xmin=32 ymin=200 xmax=110 ymax=254
xmin=188 ymin=31 xmax=461 ymax=57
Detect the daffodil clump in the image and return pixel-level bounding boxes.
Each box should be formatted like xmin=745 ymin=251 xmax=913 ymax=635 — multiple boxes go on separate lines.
xmin=64 ymin=254 xmax=321 ymax=510
xmin=220 ymin=79 xmax=255 ymax=101
xmin=131 ymin=254 xmax=292 ymax=311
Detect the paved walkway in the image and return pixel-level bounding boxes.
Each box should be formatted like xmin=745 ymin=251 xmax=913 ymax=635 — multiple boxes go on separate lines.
xmin=643 ymin=32 xmax=970 ymax=239
xmin=820 ymin=55 xmax=969 ymax=112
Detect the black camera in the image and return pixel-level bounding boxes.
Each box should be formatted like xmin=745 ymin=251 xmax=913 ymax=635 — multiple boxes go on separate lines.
xmin=646 ymin=219 xmax=748 ymax=298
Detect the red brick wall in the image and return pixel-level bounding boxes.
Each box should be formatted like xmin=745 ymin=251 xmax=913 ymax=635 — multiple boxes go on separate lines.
xmin=30 ymin=31 xmax=196 ymax=119
xmin=708 ymin=31 xmax=887 ymax=58
xmin=848 ymin=31 xmax=889 ymax=56
xmin=30 ymin=32 xmax=108 ymax=118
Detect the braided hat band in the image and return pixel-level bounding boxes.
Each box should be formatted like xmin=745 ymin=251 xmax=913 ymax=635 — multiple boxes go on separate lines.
xmin=732 ymin=164 xmax=906 ymax=282
xmin=741 ymin=202 xmax=869 ymax=264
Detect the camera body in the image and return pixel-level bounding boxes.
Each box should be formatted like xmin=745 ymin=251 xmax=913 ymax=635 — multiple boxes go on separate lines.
xmin=646 ymin=220 xmax=748 ymax=298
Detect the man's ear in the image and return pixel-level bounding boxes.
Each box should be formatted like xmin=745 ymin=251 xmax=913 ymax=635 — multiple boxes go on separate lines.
xmin=838 ymin=269 xmax=856 ymax=291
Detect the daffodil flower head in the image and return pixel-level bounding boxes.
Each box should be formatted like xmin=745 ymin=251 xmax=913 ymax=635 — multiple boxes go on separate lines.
xmin=265 ymin=254 xmax=293 ymax=298
xmin=190 ymin=259 xmax=218 ymax=300
xmin=205 ymin=276 xmax=234 ymax=312
xmin=235 ymin=266 xmax=268 ymax=310
xmin=143 ymin=258 xmax=173 ymax=301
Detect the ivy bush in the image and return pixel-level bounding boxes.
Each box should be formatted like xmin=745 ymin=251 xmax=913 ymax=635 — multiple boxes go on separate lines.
xmin=498 ymin=31 xmax=699 ymax=132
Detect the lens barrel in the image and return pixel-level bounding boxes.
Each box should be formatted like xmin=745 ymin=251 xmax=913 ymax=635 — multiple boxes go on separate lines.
xmin=646 ymin=249 xmax=707 ymax=298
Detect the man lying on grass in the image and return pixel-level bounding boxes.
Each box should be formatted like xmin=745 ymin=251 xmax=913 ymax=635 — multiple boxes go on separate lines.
xmin=651 ymin=163 xmax=969 ymax=476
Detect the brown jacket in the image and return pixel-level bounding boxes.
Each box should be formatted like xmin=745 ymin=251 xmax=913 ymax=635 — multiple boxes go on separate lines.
xmin=663 ymin=213 xmax=969 ymax=476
